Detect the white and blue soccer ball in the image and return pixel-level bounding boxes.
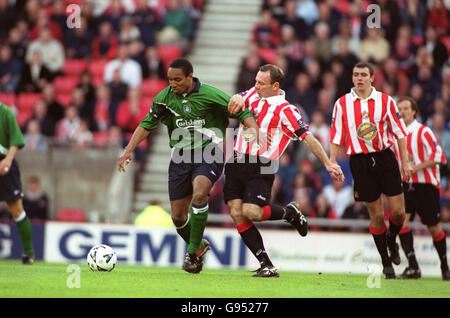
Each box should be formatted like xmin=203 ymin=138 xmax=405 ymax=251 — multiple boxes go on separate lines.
xmin=87 ymin=244 xmax=117 ymax=272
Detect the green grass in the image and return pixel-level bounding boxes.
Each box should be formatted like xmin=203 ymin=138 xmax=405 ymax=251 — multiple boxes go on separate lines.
xmin=0 ymin=260 xmax=448 ymax=298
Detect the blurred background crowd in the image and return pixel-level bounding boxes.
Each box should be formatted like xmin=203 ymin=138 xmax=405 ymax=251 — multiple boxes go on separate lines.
xmin=0 ymin=0 xmax=449 ymax=231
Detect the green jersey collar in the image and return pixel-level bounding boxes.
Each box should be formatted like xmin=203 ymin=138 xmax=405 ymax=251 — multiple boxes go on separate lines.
xmin=180 ymin=77 xmax=201 ymax=97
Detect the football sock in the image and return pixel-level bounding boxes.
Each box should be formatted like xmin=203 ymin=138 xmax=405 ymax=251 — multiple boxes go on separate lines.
xmin=261 ymin=204 xmax=287 ymax=221
xmin=432 ymin=230 xmax=449 ymax=271
xmin=187 ymin=202 xmax=208 ymax=254
xmin=175 ymin=209 xmax=205 ymax=249
xmin=399 ymin=226 xmax=419 ymax=269
xmin=387 ymin=215 xmax=404 ymax=244
xmin=236 ymin=220 xmax=273 ymax=267
xmin=370 ymin=223 xmax=390 ymax=267
xmin=15 ymin=211 xmax=34 ymax=255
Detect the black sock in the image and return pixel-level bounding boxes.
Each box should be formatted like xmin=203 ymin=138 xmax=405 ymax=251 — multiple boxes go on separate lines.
xmin=399 ymin=228 xmax=419 ymax=269
xmin=387 ymin=215 xmax=404 ymax=245
xmin=238 ymin=223 xmax=273 ymax=267
xmin=262 ymin=204 xmax=287 ymax=221
xmin=433 ymin=230 xmax=448 ymax=271
xmin=370 ymin=224 xmax=390 ymax=267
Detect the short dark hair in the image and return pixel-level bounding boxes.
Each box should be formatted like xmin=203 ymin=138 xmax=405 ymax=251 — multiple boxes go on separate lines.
xmin=397 ymin=96 xmax=420 ymax=118
xmin=353 ymin=61 xmax=374 ymax=76
xmin=259 ymin=64 xmax=284 ymax=86
xmin=169 ymin=58 xmax=193 ymax=76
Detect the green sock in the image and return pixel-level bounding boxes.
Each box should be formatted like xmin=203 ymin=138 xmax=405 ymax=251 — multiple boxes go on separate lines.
xmin=16 ymin=214 xmax=34 ymax=255
xmin=187 ymin=203 xmax=208 ymax=254
xmin=176 ymin=208 xmax=205 ymax=249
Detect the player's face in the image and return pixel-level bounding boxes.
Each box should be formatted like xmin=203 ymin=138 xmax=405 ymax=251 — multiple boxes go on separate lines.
xmin=255 ymin=71 xmax=278 ymax=98
xmin=398 ymin=100 xmax=415 ymax=125
xmin=167 ymin=67 xmax=193 ymax=95
xmin=352 ymin=67 xmax=373 ymax=92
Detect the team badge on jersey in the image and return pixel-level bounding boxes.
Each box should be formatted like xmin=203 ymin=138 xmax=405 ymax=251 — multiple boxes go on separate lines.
xmin=242 ymin=128 xmax=256 ymax=142
xmin=183 ymin=103 xmax=192 ymax=114
xmin=361 ymin=111 xmax=369 ymax=120
xmin=357 ymin=122 xmax=377 ymax=141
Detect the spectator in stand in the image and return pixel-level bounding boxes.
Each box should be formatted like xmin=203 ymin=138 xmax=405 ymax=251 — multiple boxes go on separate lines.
xmin=333 ymin=38 xmax=359 ymax=76
xmin=320 ymin=71 xmax=337 ymax=111
xmin=56 ymin=105 xmax=81 ymax=146
xmin=426 ymin=0 xmax=449 ymax=37
xmin=342 ymin=201 xmax=369 ymax=220
xmin=22 ymin=175 xmax=49 ymax=221
xmin=27 ymin=99 xmax=56 ymax=137
xmin=141 ymin=46 xmax=166 ymax=80
xmin=41 ymin=83 xmax=64 ymax=124
xmin=23 ymin=118 xmax=48 ymax=152
xmin=94 ymin=84 xmax=112 ymax=132
xmin=50 ymin=0 xmax=69 ymax=35
xmin=279 ymin=0 xmax=307 ymax=41
xmin=252 ymin=9 xmax=280 ymax=49
xmin=313 ymin=0 xmax=341 ymax=39
xmin=360 ymin=28 xmax=390 ymax=65
xmin=100 ymin=0 xmax=127 ymax=32
xmin=0 ymin=0 xmax=17 ymax=41
xmin=426 ymin=98 xmax=449 ymax=127
xmin=431 ymin=112 xmax=450 ymax=162
xmin=107 ymin=68 xmax=129 ymax=126
xmin=29 ymin=8 xmax=63 ymax=43
xmin=116 ymin=87 xmax=142 ymax=133
xmin=309 ymin=110 xmax=330 ymax=154
xmin=315 ymin=88 xmax=334 ymax=124
xmin=330 ymin=56 xmax=352 ymax=100
xmin=64 ymin=16 xmax=94 ymax=59
xmin=276 ymin=153 xmax=298 ymax=203
xmin=374 ymin=58 xmax=409 ymax=99
xmin=119 ymin=15 xmax=141 ymax=44
xmin=92 ymin=21 xmax=119 ymax=60
xmin=74 ymin=119 xmax=94 ymax=149
xmin=263 ymin=0 xmax=286 ymax=25
xmin=26 ymin=27 xmax=65 ymax=78
xmin=322 ymin=178 xmax=354 ymax=218
xmin=7 ymin=26 xmax=29 ymax=63
xmin=322 ymin=145 xmax=352 ymax=187
xmin=103 ymin=43 xmax=142 ymax=89
xmin=424 ymin=25 xmax=449 ymax=69
xmin=347 ymin=2 xmax=365 ymax=40
xmin=331 ymin=19 xmax=361 ymax=59
xmin=295 ymin=0 xmax=318 ymax=30
xmin=17 ymin=50 xmax=53 ymax=93
xmin=411 ymin=64 xmax=441 ymax=121
xmin=236 ymin=53 xmax=262 ymax=94
xmin=305 ymin=58 xmax=321 ymax=91
xmin=132 ymin=0 xmax=162 ymax=47
xmin=287 ymin=72 xmax=317 ymax=117
xmin=398 ymin=0 xmax=428 ymax=39
xmin=311 ymin=21 xmax=333 ymax=63
xmin=309 ymin=193 xmax=337 ymax=231
xmin=0 ymin=44 xmax=22 ymax=92
xmin=278 ymin=24 xmax=303 ymax=62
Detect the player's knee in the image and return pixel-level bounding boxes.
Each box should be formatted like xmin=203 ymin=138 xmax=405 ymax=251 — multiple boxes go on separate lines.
xmin=229 ymin=208 xmax=244 ymax=224
xmin=242 ymin=205 xmax=261 ymax=221
xmin=191 ymin=192 xmax=208 ymax=205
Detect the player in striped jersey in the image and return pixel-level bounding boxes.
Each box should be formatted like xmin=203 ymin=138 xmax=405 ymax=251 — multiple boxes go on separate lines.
xmin=330 ymin=62 xmax=412 ymax=279
xmin=227 ymin=64 xmax=344 ymax=277
xmin=392 ymin=97 xmax=449 ymax=280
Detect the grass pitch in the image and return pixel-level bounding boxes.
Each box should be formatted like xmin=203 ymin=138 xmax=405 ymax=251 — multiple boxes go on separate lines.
xmin=0 ymin=260 xmax=448 ymax=298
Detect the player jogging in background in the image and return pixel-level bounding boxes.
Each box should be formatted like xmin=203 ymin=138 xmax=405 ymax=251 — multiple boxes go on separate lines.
xmin=392 ymin=96 xmax=449 ymax=281
xmin=118 ymin=58 xmax=259 ymax=274
xmin=227 ymin=64 xmax=344 ymax=277
xmin=329 ymin=62 xmax=412 ymax=279
xmin=0 ymin=103 xmax=35 ymax=264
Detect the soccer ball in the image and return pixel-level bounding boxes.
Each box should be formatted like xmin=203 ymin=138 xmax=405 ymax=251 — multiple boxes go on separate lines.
xmin=87 ymin=244 xmax=117 ymax=272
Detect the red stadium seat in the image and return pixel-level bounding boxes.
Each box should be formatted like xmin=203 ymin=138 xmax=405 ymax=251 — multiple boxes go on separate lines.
xmin=93 ymin=131 xmax=110 ymax=148
xmin=440 ymin=36 xmax=450 ymax=54
xmin=17 ymin=110 xmax=33 ymax=128
xmin=53 ymin=76 xmax=79 ymax=94
xmin=56 ymin=208 xmax=86 ymax=222
xmin=258 ymin=48 xmax=277 ymax=64
xmin=157 ymin=44 xmax=182 ymax=69
xmin=141 ymin=79 xmax=167 ymax=98
xmin=0 ymin=93 xmax=17 ymax=107
xmin=17 ymin=93 xmax=42 ymax=112
xmin=55 ymin=93 xmax=73 ymax=107
xmin=89 ymin=59 xmax=108 ymax=76
xmin=63 ymin=59 xmax=88 ymax=77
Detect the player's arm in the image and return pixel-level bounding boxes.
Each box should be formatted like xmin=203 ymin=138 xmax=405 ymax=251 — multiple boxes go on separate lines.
xmin=303 ymin=134 xmax=344 ymax=182
xmin=397 ymin=137 xmax=412 ymax=181
xmin=0 ymin=146 xmax=19 ymax=176
xmin=228 ymin=94 xmax=245 ymax=115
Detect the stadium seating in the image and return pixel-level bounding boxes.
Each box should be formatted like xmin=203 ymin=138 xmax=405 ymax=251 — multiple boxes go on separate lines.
xmin=140 ymin=78 xmax=167 ymax=98
xmin=55 ymin=93 xmax=73 ymax=107
xmin=53 ymin=76 xmax=79 ymax=94
xmin=93 ymin=131 xmax=110 ymax=148
xmin=88 ymin=59 xmax=108 ymax=80
xmin=0 ymin=93 xmax=17 ymax=107
xmin=63 ymin=59 xmax=88 ymax=77
xmin=157 ymin=44 xmax=182 ymax=70
xmin=56 ymin=208 xmax=87 ymax=222
xmin=17 ymin=93 xmax=42 ymax=112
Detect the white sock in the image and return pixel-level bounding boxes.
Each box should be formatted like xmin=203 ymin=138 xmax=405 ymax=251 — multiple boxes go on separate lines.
xmin=14 ymin=211 xmax=26 ymax=222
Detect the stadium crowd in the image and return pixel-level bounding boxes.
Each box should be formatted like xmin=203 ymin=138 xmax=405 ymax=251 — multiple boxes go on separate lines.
xmin=0 ymin=0 xmax=449 ymax=231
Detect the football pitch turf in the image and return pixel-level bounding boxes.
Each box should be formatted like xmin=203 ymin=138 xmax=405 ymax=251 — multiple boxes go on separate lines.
xmin=1 ymin=260 xmax=449 ymax=298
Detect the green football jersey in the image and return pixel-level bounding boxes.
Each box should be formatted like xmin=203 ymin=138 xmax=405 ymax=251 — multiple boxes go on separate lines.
xmin=139 ymin=78 xmax=253 ymax=149
xmin=0 ymin=103 xmax=24 ymax=157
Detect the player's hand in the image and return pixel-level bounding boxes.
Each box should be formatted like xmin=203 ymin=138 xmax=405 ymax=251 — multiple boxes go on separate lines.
xmin=118 ymin=151 xmax=132 ymax=172
xmin=228 ymin=94 xmax=245 ymax=115
xmin=402 ymin=161 xmax=413 ymax=181
xmin=0 ymin=158 xmax=12 ymax=176
xmin=326 ymin=162 xmax=345 ymax=182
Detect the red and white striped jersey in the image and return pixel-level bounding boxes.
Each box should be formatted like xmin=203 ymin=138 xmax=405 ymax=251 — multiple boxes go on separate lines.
xmin=234 ymin=87 xmax=310 ymax=160
xmin=330 ymin=87 xmax=408 ymax=155
xmin=391 ymin=120 xmax=447 ymax=187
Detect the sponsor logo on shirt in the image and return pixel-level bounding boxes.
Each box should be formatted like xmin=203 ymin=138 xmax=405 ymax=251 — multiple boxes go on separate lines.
xmin=175 ymin=118 xmax=206 ymax=128
xmin=357 ymin=122 xmax=377 ymax=141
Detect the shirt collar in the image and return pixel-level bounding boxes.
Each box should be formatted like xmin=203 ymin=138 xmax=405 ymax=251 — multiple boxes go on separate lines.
xmin=259 ymin=89 xmax=286 ymax=105
xmin=406 ymin=119 xmax=420 ymax=131
xmin=181 ymin=77 xmax=201 ymax=97
xmin=350 ymin=86 xmax=377 ymax=102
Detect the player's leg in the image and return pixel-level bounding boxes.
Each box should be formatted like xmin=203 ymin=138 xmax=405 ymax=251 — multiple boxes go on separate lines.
xmin=428 ymin=223 xmax=449 ymax=280
xmin=385 ymin=193 xmax=405 ymax=266
xmin=7 ymin=199 xmax=34 ymax=264
xmin=365 ymin=197 xmax=395 ymax=279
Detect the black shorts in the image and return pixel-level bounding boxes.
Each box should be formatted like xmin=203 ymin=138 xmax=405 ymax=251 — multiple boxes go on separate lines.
xmin=403 ymin=182 xmax=441 ymax=226
xmin=223 ymin=152 xmax=275 ymax=207
xmin=349 ymin=149 xmax=403 ymax=202
xmin=0 ymin=159 xmax=24 ymax=202
xmin=168 ymin=146 xmax=224 ymax=201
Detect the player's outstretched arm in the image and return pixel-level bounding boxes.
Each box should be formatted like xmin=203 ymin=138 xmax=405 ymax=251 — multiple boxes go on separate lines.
xmin=118 ymin=126 xmax=150 ymax=172
xmin=303 ymin=134 xmax=345 ymax=182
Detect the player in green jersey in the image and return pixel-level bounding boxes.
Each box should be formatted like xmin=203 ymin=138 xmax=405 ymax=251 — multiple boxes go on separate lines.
xmin=0 ymin=103 xmax=35 ymax=264
xmin=118 ymin=58 xmax=259 ymax=273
